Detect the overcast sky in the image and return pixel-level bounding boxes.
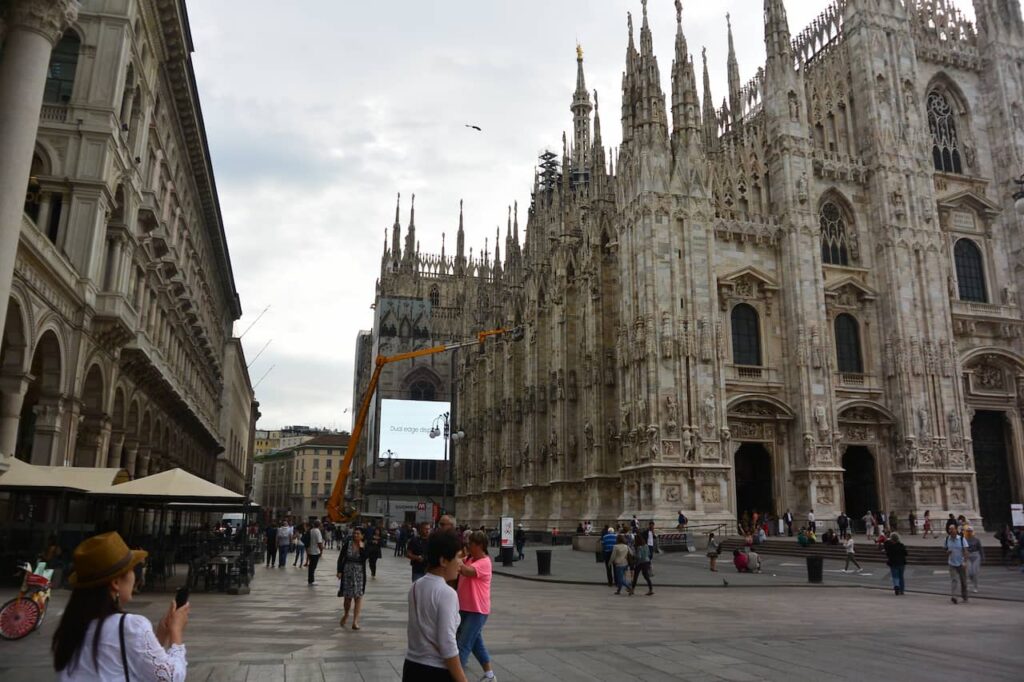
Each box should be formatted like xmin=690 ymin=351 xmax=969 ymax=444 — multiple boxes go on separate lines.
xmin=186 ymin=0 xmax=975 ymax=430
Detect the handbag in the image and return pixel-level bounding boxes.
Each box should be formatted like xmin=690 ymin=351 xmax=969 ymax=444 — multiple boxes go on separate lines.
xmin=119 ymin=613 xmax=130 ymax=681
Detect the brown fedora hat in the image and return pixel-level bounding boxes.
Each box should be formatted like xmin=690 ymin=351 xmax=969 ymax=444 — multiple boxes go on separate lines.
xmin=68 ymin=532 xmax=147 ymax=589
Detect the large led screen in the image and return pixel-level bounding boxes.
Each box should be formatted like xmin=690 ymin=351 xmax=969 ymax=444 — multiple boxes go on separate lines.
xmin=378 ymin=399 xmax=450 ymax=461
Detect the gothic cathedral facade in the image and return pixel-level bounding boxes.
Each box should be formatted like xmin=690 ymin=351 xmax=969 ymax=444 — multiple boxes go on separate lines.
xmin=367 ymin=0 xmax=1024 ymax=531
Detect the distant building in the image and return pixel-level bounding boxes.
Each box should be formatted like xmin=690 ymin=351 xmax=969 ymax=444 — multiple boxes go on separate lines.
xmin=255 ymin=433 xmax=349 ymax=520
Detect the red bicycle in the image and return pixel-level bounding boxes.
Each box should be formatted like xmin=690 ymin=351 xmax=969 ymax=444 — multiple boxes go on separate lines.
xmin=0 ymin=562 xmax=52 ymax=640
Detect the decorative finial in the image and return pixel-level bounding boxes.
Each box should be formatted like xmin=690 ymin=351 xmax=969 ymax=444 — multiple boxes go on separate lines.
xmin=627 ymin=11 xmax=633 ymax=36
xmin=576 ymin=43 xmax=583 ymax=61
xmin=594 ymin=89 xmax=599 ymax=109
xmin=676 ymin=0 xmax=682 ymax=23
xmin=642 ymin=0 xmax=648 ymax=18
xmin=726 ymin=12 xmax=731 ymax=31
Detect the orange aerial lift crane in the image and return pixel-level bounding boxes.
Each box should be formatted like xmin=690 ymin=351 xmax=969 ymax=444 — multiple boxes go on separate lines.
xmin=326 ymin=326 xmax=524 ymax=523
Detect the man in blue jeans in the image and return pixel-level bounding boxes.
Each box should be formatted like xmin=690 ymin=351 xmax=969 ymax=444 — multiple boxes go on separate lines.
xmin=601 ymin=526 xmax=617 ymax=586
xmin=277 ymin=520 xmax=292 ymax=567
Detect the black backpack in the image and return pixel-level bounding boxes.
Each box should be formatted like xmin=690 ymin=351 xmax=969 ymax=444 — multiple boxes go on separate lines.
xmin=301 ymin=530 xmax=311 ymax=547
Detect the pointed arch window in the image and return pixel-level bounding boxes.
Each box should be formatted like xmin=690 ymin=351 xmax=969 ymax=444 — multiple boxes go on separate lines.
xmin=954 ymin=238 xmax=987 ymax=303
xmin=410 ymin=381 xmax=436 ymax=401
xmin=819 ymin=201 xmax=851 ymax=266
xmin=834 ymin=314 xmax=863 ymax=373
xmin=731 ymin=303 xmax=762 ymax=366
xmin=928 ymin=90 xmax=963 ymax=174
xmin=429 ymin=285 xmax=440 ymax=307
xmin=44 ymin=32 xmax=81 ymax=104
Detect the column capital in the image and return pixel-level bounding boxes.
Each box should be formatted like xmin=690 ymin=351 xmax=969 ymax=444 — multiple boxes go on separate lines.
xmin=7 ymin=0 xmax=79 ymax=46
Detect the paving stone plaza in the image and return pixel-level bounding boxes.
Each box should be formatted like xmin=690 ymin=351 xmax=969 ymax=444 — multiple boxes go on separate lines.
xmin=2 ymin=544 xmax=1022 ymax=681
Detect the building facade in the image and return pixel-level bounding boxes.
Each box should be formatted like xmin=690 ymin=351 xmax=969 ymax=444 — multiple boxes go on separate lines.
xmin=0 ymin=0 xmax=254 ymax=491
xmin=255 ymin=434 xmax=349 ymax=520
xmin=367 ymin=0 xmax=1024 ymax=531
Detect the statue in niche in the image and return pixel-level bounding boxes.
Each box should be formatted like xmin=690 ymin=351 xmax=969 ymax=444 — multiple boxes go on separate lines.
xmin=620 ymin=405 xmax=630 ymax=434
xmin=647 ymin=424 xmax=659 ymax=458
xmin=661 ymin=312 xmax=673 ymax=358
xmin=917 ymin=405 xmax=930 ymax=439
xmin=557 ymin=370 xmax=565 ymax=400
xmin=702 ymin=394 xmax=716 ymax=435
xmin=802 ymin=433 xmax=815 ymax=466
xmin=604 ymin=351 xmax=616 ymax=385
xmin=947 ymin=410 xmax=962 ymax=448
xmin=568 ymin=434 xmax=577 ymax=460
xmin=720 ymin=427 xmax=732 ymax=458
xmin=664 ymin=395 xmax=678 ymax=435
xmin=814 ymin=404 xmax=829 ymax=438
xmin=681 ymin=428 xmax=694 ymax=461
xmin=583 ymin=420 xmax=594 ymax=449
xmin=606 ymin=419 xmax=618 ymax=441
xmin=549 ymin=429 xmax=558 ymax=456
xmin=636 ymin=397 xmax=648 ymax=428
xmin=568 ymin=370 xmax=578 ymax=401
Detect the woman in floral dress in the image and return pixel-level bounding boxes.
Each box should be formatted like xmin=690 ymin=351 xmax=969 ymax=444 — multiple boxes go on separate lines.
xmin=337 ymin=528 xmax=368 ymax=630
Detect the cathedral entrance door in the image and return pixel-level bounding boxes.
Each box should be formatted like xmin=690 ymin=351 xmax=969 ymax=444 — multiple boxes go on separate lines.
xmin=734 ymin=443 xmax=773 ymax=521
xmin=841 ymin=446 xmax=879 ymax=533
xmin=971 ymin=411 xmax=1012 ymax=531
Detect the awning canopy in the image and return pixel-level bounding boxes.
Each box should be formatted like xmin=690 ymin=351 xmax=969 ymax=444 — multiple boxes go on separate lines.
xmin=94 ymin=468 xmax=244 ymax=503
xmin=0 ymin=457 xmax=130 ymax=493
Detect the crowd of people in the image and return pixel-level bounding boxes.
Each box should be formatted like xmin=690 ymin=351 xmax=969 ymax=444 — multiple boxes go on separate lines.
xmin=600 ymin=519 xmax=659 ymax=596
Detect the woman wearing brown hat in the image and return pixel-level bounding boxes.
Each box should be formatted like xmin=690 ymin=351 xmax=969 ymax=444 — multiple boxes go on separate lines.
xmin=52 ymin=531 xmax=190 ymax=680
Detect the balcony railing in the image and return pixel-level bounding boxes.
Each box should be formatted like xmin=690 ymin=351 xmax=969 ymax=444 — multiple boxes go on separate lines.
xmin=40 ymin=105 xmax=68 ymax=123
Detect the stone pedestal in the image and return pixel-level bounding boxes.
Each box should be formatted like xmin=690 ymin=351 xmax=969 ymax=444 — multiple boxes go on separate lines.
xmin=30 ymin=394 xmax=64 ymax=465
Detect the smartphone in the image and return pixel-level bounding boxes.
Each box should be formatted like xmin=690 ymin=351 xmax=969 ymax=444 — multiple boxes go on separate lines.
xmin=174 ymin=586 xmax=189 ymax=608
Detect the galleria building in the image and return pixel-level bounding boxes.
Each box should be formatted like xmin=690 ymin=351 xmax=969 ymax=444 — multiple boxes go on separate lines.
xmin=364 ymin=0 xmax=1024 ymax=531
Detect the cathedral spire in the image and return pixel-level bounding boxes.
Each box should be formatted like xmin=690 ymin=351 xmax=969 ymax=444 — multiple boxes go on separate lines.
xmin=592 ymin=89 xmax=607 ymax=173
xmin=513 ymin=201 xmax=519 ymax=243
xmin=403 ymin=193 xmax=416 ymax=264
xmin=391 ymin=192 xmax=402 ymax=261
xmin=973 ymin=0 xmax=1024 ymax=42
xmin=639 ymin=0 xmax=653 ymax=58
xmin=672 ymin=0 xmax=701 ymax=138
xmin=726 ymin=13 xmax=742 ymax=129
xmin=456 ymin=199 xmax=466 ymax=275
xmin=764 ymin=0 xmax=793 ymax=68
xmin=702 ymin=47 xmax=718 ymax=151
xmin=571 ymin=44 xmax=593 ymax=171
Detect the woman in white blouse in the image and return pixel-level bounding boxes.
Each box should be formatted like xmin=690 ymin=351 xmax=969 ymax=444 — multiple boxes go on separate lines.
xmin=52 ymin=531 xmax=190 ymax=681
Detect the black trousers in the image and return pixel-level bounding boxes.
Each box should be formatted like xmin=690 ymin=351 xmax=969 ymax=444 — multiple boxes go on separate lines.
xmin=307 ymin=553 xmax=320 ymax=584
xmin=369 ymin=555 xmax=378 ymax=577
xmin=403 ymin=659 xmax=454 ymax=681
xmin=603 ymin=550 xmax=613 ymax=585
xmin=266 ymin=544 xmax=277 ymax=566
xmin=631 ymin=562 xmax=653 ymax=591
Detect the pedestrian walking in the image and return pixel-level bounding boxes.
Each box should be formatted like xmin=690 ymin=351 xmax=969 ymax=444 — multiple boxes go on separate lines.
xmin=394 ymin=524 xmax=407 ymax=557
xmin=367 ymin=527 xmax=383 ymax=579
xmin=677 ymin=510 xmax=688 ymax=530
xmin=406 ymin=522 xmax=431 ymax=582
xmin=52 ymin=532 xmax=189 ymax=681
xmin=646 ymin=521 xmax=658 ymax=571
xmin=945 ymin=513 xmax=958 ymax=534
xmin=514 ymin=524 xmax=526 ymax=561
xmin=922 ymin=510 xmax=934 ymax=538
xmin=843 ymin=535 xmax=863 ymax=572
xmin=609 ymin=534 xmax=632 ymax=595
xmin=807 ymin=509 xmax=816 ymax=532
xmin=402 ymin=530 xmax=469 ymax=682
xmin=908 ymin=511 xmax=917 ymax=535
xmin=277 ymin=519 xmax=292 ymax=568
xmin=964 ymin=526 xmax=984 ymax=593
xmin=337 ymin=528 xmax=368 ymax=630
xmin=264 ymin=523 xmax=278 ymax=567
xmin=863 ymin=510 xmax=875 ymax=538
xmin=836 ymin=512 xmax=848 ymax=540
xmin=706 ymin=532 xmax=721 ymax=572
xmin=889 ymin=511 xmax=898 ymax=533
xmin=944 ymin=525 xmax=969 ymax=604
xmin=456 ymin=531 xmax=496 ymax=681
xmin=783 ymin=509 xmax=794 ymax=536
xmin=630 ymin=531 xmax=654 ymax=595
xmin=307 ymin=520 xmax=324 ymax=585
xmin=293 ymin=523 xmax=307 ymax=567
xmin=601 ymin=526 xmax=617 ymax=586
xmin=883 ymin=532 xmax=908 ymax=595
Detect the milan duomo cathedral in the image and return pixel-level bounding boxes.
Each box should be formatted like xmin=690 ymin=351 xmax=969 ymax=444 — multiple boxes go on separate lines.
xmin=367 ymin=0 xmax=1024 ymax=532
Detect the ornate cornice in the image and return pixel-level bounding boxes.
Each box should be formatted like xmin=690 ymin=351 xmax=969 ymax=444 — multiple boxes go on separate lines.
xmin=7 ymin=0 xmax=79 ymax=45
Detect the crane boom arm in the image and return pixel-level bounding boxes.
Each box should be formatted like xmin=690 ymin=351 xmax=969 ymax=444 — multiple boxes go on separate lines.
xmin=326 ymin=326 xmax=520 ymax=523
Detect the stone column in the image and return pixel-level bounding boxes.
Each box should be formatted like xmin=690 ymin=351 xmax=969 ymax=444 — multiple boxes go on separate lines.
xmin=135 ymin=446 xmax=150 ymax=479
xmin=107 ymin=430 xmax=125 ymax=469
xmin=0 ymin=374 xmax=31 ymax=458
xmin=0 ymin=0 xmax=79 ymax=341
xmin=122 ymin=440 xmax=138 ymax=476
xmin=30 ymin=394 xmax=64 ymax=465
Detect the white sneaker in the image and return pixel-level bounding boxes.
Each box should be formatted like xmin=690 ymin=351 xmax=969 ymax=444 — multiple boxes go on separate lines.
xmin=479 ymin=675 xmax=497 ymax=682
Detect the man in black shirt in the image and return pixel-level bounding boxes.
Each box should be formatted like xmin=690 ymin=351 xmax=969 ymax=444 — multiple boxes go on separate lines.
xmin=264 ymin=523 xmax=278 ymax=567
xmin=405 ymin=521 xmax=431 ymax=582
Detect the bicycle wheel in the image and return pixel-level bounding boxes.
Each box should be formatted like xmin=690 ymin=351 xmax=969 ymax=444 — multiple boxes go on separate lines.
xmin=0 ymin=597 xmax=40 ymax=640
xmin=33 ymin=594 xmax=50 ymax=630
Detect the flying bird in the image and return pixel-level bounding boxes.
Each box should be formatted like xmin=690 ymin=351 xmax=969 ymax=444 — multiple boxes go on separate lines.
xmin=464 ymin=124 xmax=482 ymax=131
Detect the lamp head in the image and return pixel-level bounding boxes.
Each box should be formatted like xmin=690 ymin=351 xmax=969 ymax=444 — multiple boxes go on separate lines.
xmin=429 ymin=427 xmax=440 ymax=439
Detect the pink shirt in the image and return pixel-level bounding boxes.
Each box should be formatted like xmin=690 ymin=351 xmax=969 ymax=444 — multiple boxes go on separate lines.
xmin=457 ymin=555 xmax=492 ymax=615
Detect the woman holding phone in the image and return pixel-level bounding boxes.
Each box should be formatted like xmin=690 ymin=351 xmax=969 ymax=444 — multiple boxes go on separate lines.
xmin=52 ymin=532 xmax=190 ymax=681
xmin=337 ymin=528 xmax=368 ymax=630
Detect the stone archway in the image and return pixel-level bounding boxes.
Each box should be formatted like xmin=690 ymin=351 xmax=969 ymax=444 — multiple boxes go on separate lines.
xmin=734 ymin=442 xmax=773 ymax=519
xmin=0 ymin=298 xmax=29 ymax=459
xmin=20 ymin=330 xmax=63 ymax=464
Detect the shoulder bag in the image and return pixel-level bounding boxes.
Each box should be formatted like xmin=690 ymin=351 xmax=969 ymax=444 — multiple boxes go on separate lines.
xmin=119 ymin=613 xmax=130 ymax=681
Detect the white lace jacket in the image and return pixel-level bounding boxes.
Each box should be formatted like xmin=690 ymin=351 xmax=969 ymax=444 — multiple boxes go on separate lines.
xmin=58 ymin=613 xmax=187 ymax=682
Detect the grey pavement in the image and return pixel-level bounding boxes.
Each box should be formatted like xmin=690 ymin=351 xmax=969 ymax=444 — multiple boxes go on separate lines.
xmin=494 ymin=543 xmax=1024 ymax=601
xmin=1 ymin=544 xmax=1022 ymax=681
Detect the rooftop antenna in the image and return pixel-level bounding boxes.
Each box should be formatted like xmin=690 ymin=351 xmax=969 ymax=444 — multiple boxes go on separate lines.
xmin=246 ymin=339 xmax=272 ymax=369
xmin=253 ymin=364 xmax=275 ymax=389
xmin=238 ymin=305 xmax=270 ymax=339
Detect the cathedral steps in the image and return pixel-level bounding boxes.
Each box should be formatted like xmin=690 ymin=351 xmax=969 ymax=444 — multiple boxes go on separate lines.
xmin=718 ymin=538 xmax=994 ymax=567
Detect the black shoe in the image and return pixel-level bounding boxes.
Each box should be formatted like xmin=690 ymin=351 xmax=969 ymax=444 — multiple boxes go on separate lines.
xmin=951 ymin=597 xmax=958 ymax=604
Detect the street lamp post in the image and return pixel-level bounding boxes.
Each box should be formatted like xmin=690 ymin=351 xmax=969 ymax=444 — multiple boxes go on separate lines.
xmin=430 ymin=413 xmax=464 ymax=515
xmin=378 ymin=449 xmax=400 ymax=529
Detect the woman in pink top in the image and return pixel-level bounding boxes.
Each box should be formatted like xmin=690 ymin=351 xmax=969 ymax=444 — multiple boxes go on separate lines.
xmin=456 ymin=531 xmax=495 ymax=681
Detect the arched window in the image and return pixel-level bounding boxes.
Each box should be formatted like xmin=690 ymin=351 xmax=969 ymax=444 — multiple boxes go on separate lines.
xmin=429 ymin=285 xmax=440 ymax=307
xmin=927 ymin=90 xmax=963 ymax=174
xmin=731 ymin=304 xmax=762 ymax=366
xmin=954 ymin=239 xmax=987 ymax=302
xmin=409 ymin=381 xmax=436 ymax=401
xmin=44 ymin=32 xmax=81 ymax=104
xmin=819 ymin=201 xmax=851 ymax=266
xmin=834 ymin=314 xmax=863 ymax=373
